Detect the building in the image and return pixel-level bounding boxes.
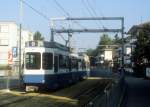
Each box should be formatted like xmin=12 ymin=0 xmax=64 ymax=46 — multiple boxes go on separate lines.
xmin=0 ymin=21 xmax=33 ymax=75
xmin=115 ymin=22 xmax=150 ymax=68
xmin=96 ymin=48 xmax=114 ymax=67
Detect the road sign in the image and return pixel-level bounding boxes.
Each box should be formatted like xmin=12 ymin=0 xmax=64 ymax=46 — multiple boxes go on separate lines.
xmin=12 ymin=47 xmax=18 ymax=58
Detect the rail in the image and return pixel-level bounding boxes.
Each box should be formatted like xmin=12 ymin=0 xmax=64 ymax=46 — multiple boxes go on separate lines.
xmin=85 ymin=75 xmax=126 ymax=107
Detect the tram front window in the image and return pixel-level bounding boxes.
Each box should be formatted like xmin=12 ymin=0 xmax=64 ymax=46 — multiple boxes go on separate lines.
xmin=25 ymin=52 xmax=41 ymax=69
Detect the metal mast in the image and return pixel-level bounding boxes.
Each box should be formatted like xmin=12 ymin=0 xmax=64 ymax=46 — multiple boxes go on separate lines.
xmin=50 ymin=17 xmax=125 ymax=66
xmin=19 ymin=0 xmax=23 ymax=85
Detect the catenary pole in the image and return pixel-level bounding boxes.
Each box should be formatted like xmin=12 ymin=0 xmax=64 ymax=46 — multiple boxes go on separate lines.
xmin=19 ymin=0 xmax=23 ymax=86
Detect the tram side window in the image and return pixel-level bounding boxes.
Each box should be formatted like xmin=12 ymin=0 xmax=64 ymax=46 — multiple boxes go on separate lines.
xmin=82 ymin=60 xmax=86 ymax=70
xmin=59 ymin=55 xmax=68 ymax=69
xmin=71 ymin=58 xmax=78 ymax=70
xmin=66 ymin=56 xmax=69 ymax=68
xmin=42 ymin=53 xmax=53 ymax=70
xmin=25 ymin=52 xmax=41 ymax=69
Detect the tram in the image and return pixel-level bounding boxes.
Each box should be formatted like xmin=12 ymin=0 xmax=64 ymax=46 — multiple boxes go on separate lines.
xmin=23 ymin=41 xmax=89 ymax=91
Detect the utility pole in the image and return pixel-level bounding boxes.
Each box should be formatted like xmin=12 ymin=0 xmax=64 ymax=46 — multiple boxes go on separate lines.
xmin=19 ymin=0 xmax=23 ymax=86
xmin=50 ymin=20 xmax=54 ymax=42
xmin=121 ymin=18 xmax=124 ymax=67
xmin=68 ymin=33 xmax=72 ymax=52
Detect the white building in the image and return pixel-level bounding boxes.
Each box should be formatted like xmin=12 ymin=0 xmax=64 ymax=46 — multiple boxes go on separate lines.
xmin=96 ymin=48 xmax=113 ymax=67
xmin=0 ymin=21 xmax=33 ymax=73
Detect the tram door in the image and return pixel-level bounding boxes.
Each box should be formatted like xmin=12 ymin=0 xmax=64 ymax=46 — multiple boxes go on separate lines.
xmin=54 ymin=55 xmax=59 ymax=73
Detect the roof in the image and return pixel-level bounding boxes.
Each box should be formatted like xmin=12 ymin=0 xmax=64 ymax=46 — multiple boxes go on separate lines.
xmin=0 ymin=21 xmax=17 ymax=24
xmin=128 ymin=21 xmax=150 ymax=35
xmin=25 ymin=41 xmax=69 ymax=51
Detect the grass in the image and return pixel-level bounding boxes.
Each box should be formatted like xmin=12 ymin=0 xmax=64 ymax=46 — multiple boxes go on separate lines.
xmin=0 ymin=65 xmax=12 ymax=70
xmin=0 ymin=77 xmax=112 ymax=107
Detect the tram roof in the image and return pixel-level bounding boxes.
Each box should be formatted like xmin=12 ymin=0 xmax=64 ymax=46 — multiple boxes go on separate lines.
xmin=25 ymin=41 xmax=69 ymax=51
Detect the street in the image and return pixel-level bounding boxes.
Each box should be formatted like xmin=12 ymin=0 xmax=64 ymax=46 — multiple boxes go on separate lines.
xmin=122 ymin=76 xmax=150 ymax=107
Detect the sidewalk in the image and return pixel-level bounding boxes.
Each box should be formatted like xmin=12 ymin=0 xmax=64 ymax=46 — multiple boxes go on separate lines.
xmin=122 ymin=76 xmax=150 ymax=107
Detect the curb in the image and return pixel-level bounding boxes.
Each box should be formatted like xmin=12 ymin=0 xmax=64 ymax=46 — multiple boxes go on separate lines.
xmin=118 ymin=84 xmax=127 ymax=107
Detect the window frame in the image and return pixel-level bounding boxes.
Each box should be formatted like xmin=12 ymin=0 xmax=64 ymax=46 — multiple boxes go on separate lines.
xmin=42 ymin=52 xmax=53 ymax=70
xmin=25 ymin=52 xmax=41 ymax=70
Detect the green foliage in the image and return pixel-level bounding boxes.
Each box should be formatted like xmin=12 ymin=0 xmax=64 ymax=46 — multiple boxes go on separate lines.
xmin=86 ymin=48 xmax=99 ymax=57
xmin=98 ymin=34 xmax=113 ymax=45
xmin=33 ymin=31 xmax=44 ymax=41
xmin=132 ymin=24 xmax=150 ymax=67
xmin=86 ymin=48 xmax=94 ymax=56
xmin=0 ymin=65 xmax=12 ymax=70
xmin=86 ymin=34 xmax=114 ymax=57
xmin=132 ymin=25 xmax=150 ymax=75
xmin=96 ymin=34 xmax=113 ymax=52
xmin=113 ymin=34 xmax=122 ymax=45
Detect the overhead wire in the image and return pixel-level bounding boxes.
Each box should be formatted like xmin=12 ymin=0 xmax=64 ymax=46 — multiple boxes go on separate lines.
xmin=91 ymin=0 xmax=105 ymax=19
xmin=52 ymin=0 xmax=86 ymax=29
xmin=89 ymin=0 xmax=107 ymax=29
xmin=22 ymin=0 xmax=68 ymax=43
xmin=86 ymin=0 xmax=105 ymax=28
xmin=22 ymin=0 xmax=49 ymax=21
xmin=44 ymin=0 xmax=70 ymax=43
xmin=81 ymin=0 xmax=102 ymax=28
xmin=56 ymin=33 xmax=67 ymax=43
xmin=81 ymin=0 xmax=94 ymax=18
xmin=52 ymin=0 xmax=88 ymax=44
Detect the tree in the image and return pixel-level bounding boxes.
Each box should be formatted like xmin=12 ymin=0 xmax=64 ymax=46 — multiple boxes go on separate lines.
xmin=98 ymin=34 xmax=113 ymax=46
xmin=33 ymin=31 xmax=44 ymax=41
xmin=132 ymin=24 xmax=150 ymax=76
xmin=86 ymin=48 xmax=94 ymax=56
xmin=86 ymin=34 xmax=113 ymax=57
xmin=86 ymin=48 xmax=98 ymax=57
xmin=96 ymin=34 xmax=113 ymax=52
xmin=113 ymin=34 xmax=122 ymax=45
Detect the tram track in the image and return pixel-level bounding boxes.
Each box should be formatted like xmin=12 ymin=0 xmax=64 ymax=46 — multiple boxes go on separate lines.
xmin=55 ymin=79 xmax=110 ymax=107
xmin=76 ymin=80 xmax=109 ymax=107
xmin=0 ymin=78 xmax=112 ymax=107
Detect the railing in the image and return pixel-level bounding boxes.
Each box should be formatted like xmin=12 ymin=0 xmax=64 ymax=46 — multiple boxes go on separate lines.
xmin=0 ymin=70 xmax=19 ymax=90
xmin=86 ymin=73 xmax=126 ymax=107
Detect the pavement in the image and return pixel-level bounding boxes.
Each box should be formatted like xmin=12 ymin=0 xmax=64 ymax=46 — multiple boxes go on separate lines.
xmin=0 ymin=76 xmax=19 ymax=89
xmin=122 ymin=76 xmax=150 ymax=107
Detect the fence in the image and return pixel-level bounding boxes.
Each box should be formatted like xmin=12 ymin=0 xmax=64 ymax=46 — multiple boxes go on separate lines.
xmin=86 ymin=73 xmax=126 ymax=107
xmin=0 ymin=70 xmax=19 ymax=90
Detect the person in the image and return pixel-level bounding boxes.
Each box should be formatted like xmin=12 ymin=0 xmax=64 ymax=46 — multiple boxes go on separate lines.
xmin=118 ymin=66 xmax=125 ymax=76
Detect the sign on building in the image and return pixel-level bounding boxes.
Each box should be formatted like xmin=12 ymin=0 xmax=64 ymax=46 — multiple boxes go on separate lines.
xmin=8 ymin=49 xmax=13 ymax=64
xmin=12 ymin=47 xmax=18 ymax=58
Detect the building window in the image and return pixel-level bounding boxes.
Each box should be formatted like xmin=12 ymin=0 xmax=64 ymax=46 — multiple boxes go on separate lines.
xmin=0 ymin=39 xmax=8 ymax=45
xmin=126 ymin=47 xmax=131 ymax=55
xmin=0 ymin=25 xmax=9 ymax=33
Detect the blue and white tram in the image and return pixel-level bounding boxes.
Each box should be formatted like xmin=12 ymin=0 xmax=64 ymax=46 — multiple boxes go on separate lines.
xmin=23 ymin=41 xmax=88 ymax=91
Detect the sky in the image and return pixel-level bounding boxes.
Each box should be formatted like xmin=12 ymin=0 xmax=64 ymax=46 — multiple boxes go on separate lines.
xmin=0 ymin=0 xmax=150 ymax=50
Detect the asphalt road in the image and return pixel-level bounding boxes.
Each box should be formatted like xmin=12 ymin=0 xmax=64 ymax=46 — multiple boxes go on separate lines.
xmin=122 ymin=76 xmax=150 ymax=107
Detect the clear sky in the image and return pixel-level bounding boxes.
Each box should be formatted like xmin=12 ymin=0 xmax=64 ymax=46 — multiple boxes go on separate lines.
xmin=0 ymin=0 xmax=150 ymax=50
